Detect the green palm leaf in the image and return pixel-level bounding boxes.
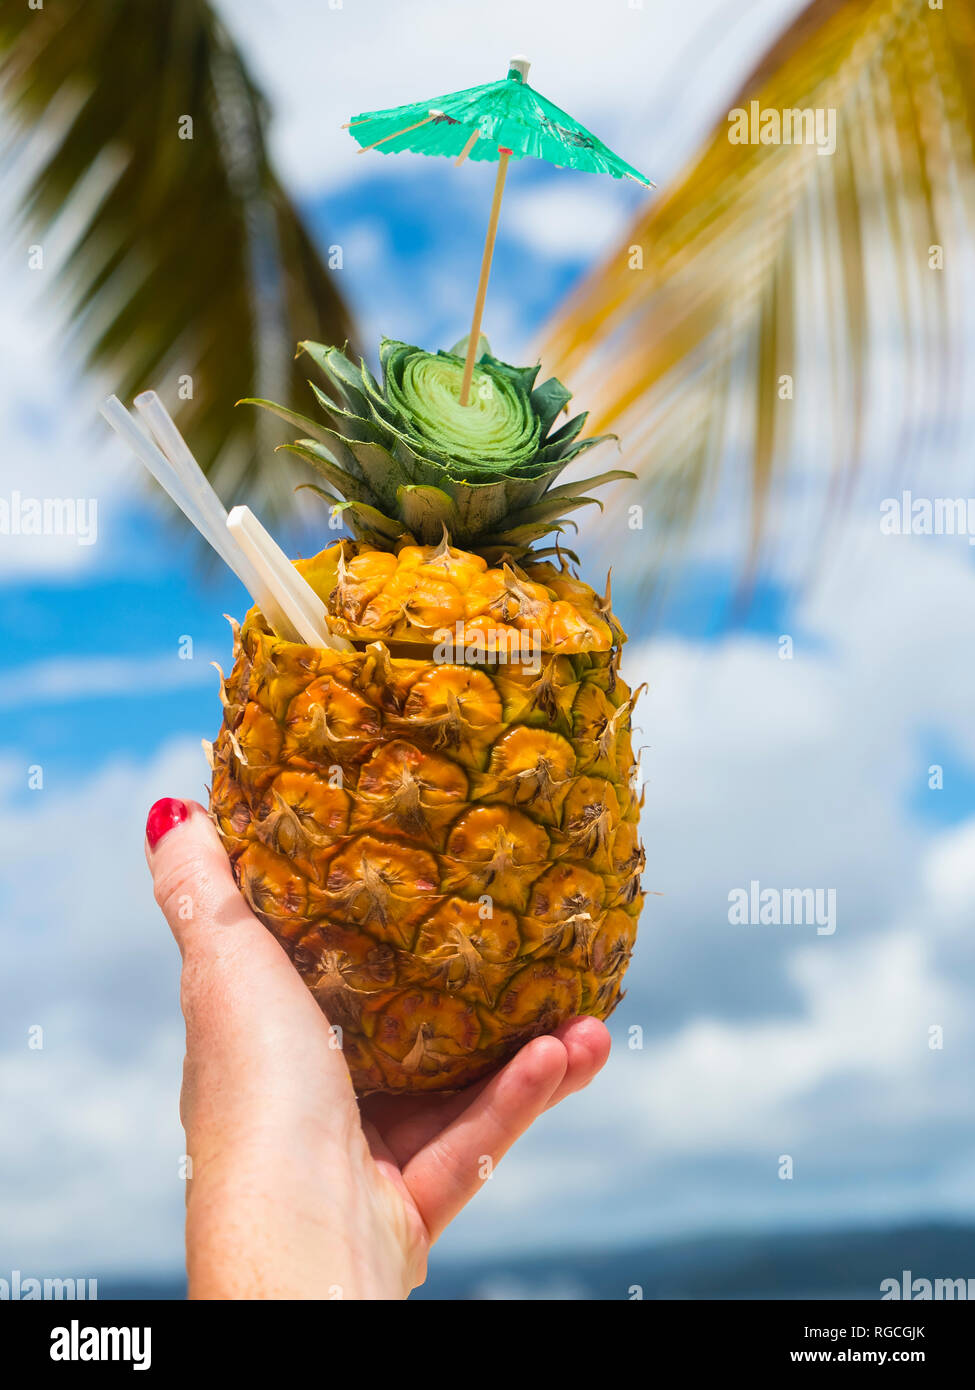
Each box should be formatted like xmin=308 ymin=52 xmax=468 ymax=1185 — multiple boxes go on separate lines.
xmin=0 ymin=0 xmax=356 ymax=516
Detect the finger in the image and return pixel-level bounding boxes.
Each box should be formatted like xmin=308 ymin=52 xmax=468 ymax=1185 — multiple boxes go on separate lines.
xmin=361 ymin=1016 xmax=611 ymax=1165
xmin=543 ymin=1016 xmax=611 ymax=1109
xmin=401 ymin=1034 xmax=568 ymax=1239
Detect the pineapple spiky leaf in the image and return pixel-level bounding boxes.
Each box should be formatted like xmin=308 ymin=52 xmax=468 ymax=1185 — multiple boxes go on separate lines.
xmin=396 ymin=485 xmax=464 ymax=544
xmin=329 ymin=500 xmax=408 ymax=547
xmin=539 ymin=469 xmax=637 ymax=503
xmin=238 ymin=398 xmax=334 ymax=446
xmin=530 ymin=377 xmax=574 ymax=435
xmin=280 ymin=443 xmax=373 ymax=505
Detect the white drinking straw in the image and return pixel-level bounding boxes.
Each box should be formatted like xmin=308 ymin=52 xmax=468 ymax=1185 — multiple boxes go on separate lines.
xmin=100 ymin=394 xmax=351 ymax=650
xmin=134 ymin=391 xmax=251 ymax=572
xmin=227 ymin=506 xmax=336 ymax=643
xmin=100 ymin=395 xmax=255 ymax=586
xmin=227 ymin=505 xmax=348 ymax=650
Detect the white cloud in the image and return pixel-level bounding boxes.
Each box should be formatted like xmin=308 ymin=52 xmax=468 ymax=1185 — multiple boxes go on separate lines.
xmin=598 ymin=929 xmax=955 ymax=1154
xmin=924 ymin=820 xmax=975 ymax=920
xmin=0 ymin=202 xmax=141 ymax=579
xmin=0 ymin=738 xmax=207 ymax=1273
xmin=504 ymin=183 xmax=632 ymax=260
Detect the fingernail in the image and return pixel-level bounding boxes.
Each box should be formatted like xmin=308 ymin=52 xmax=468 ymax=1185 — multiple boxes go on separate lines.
xmin=146 ymin=798 xmax=188 ymax=849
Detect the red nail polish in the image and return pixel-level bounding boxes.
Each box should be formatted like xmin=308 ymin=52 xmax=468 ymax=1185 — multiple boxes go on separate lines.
xmin=146 ymin=798 xmax=188 ymax=848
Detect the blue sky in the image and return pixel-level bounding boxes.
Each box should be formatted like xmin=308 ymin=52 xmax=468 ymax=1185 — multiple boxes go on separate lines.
xmin=3 ymin=0 xmax=975 ymax=1280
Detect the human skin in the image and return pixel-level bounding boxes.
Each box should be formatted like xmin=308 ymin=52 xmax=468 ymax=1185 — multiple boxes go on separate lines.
xmin=146 ymin=799 xmax=612 ymax=1300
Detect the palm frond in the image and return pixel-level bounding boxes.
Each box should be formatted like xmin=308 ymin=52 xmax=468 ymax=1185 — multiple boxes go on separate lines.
xmin=0 ymin=0 xmax=356 ymax=515
xmin=540 ymin=0 xmax=975 ymax=586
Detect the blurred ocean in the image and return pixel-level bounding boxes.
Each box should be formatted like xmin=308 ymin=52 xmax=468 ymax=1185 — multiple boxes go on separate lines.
xmin=90 ymin=1222 xmax=975 ymax=1301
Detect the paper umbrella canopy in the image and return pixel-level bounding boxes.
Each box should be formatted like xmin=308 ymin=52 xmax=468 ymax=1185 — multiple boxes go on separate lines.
xmin=346 ymin=56 xmax=653 ymax=402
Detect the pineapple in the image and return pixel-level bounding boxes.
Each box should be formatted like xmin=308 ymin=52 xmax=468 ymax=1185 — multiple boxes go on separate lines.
xmin=209 ymin=338 xmax=645 ymax=1094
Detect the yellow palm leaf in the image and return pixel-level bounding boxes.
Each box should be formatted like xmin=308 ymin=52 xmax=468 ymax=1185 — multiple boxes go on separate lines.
xmin=540 ymin=0 xmax=975 ymax=581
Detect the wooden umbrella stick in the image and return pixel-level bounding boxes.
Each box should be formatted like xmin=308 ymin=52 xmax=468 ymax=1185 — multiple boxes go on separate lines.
xmin=455 ymin=128 xmax=480 ymax=166
xmin=356 ymin=112 xmax=440 ymax=153
xmin=460 ymin=149 xmax=511 ymax=406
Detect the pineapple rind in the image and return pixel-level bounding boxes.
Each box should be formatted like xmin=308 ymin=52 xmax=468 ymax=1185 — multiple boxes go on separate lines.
xmin=209 ymin=542 xmax=645 ymax=1094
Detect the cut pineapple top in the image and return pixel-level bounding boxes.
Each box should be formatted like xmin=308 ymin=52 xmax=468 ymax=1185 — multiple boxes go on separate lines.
xmin=285 ymin=540 xmax=625 ymax=654
xmin=243 ymin=337 xmax=634 ymax=557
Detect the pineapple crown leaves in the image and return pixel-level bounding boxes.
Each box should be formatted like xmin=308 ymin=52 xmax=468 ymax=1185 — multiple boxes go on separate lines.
xmin=239 ymin=337 xmax=633 ymax=554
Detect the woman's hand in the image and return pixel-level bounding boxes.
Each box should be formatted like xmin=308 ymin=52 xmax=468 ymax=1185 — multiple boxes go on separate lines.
xmin=146 ymin=798 xmax=611 ymax=1300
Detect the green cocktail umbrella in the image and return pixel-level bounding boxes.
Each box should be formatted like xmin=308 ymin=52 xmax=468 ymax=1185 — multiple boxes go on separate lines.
xmin=346 ymin=56 xmax=653 ymax=405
